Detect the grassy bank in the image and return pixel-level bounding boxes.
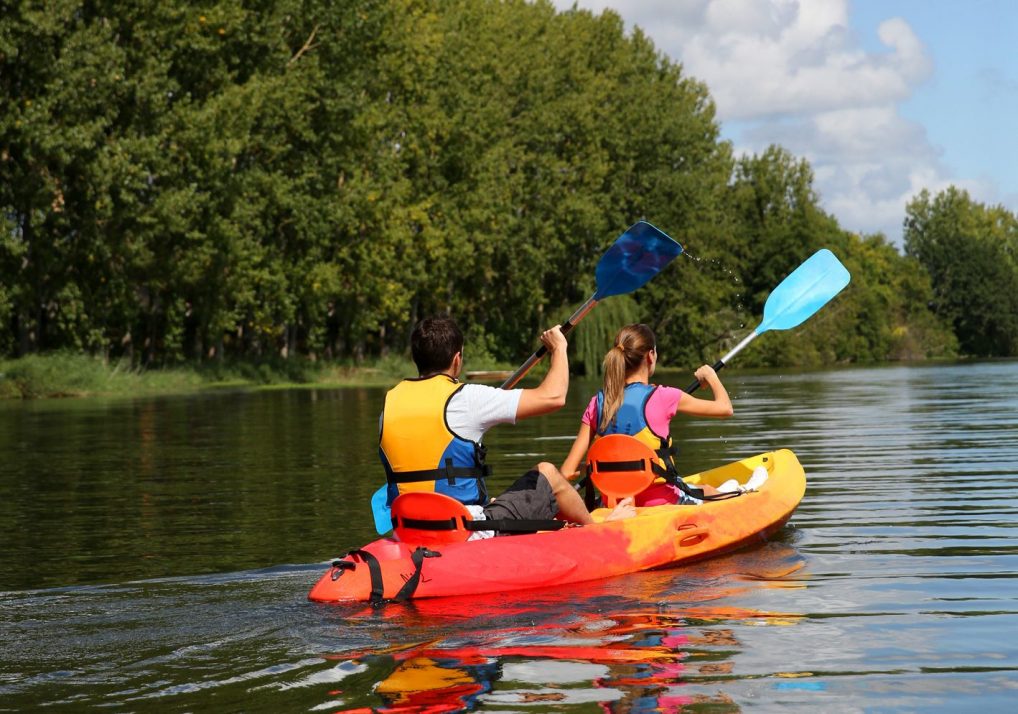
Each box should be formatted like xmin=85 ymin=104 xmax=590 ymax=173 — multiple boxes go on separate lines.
xmin=0 ymin=353 xmax=424 ymax=400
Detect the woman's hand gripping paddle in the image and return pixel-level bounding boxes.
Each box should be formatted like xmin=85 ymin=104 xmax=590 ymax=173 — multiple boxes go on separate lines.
xmin=684 ymin=248 xmax=851 ymax=394
xmin=370 ymin=221 xmax=683 ymax=534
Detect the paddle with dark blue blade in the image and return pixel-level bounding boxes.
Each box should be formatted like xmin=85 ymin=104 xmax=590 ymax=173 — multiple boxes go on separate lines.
xmin=501 ymin=221 xmax=683 ymax=389
xmin=684 ymin=248 xmax=851 ymax=393
xmin=369 ymin=221 xmax=682 ymax=534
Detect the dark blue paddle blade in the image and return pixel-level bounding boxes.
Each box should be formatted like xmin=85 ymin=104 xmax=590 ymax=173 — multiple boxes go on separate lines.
xmin=758 ymin=249 xmax=851 ymax=334
xmin=593 ymin=221 xmax=683 ymax=300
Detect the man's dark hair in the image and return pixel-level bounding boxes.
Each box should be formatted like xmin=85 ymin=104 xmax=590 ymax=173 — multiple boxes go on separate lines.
xmin=411 ymin=316 xmax=464 ymax=375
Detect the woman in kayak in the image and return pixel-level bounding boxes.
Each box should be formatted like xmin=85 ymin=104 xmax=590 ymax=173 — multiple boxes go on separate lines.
xmin=560 ymin=323 xmax=766 ymax=505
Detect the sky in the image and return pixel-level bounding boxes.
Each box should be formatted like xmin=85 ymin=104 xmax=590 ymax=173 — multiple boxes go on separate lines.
xmin=549 ymin=0 xmax=1018 ymax=245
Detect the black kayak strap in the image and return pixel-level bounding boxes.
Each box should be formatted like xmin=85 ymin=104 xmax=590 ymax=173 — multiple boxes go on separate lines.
xmin=592 ymin=458 xmax=651 ymax=473
xmin=592 ymin=452 xmax=738 ymax=502
xmin=591 ymin=455 xmax=701 ymax=495
xmin=344 ymin=547 xmax=442 ymax=607
xmin=393 ymin=547 xmax=441 ymax=602
xmin=700 ymin=490 xmax=743 ymax=501
xmin=580 ymin=461 xmax=709 ymax=502
xmin=394 ymin=514 xmax=564 ymax=534
xmin=344 ymin=549 xmax=385 ymax=606
xmin=677 ymin=481 xmax=705 ymax=500
xmin=466 ymin=518 xmax=565 ymax=534
xmin=640 ymin=459 xmax=706 ymax=500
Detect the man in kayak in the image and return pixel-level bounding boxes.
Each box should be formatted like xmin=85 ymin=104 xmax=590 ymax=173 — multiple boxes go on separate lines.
xmin=379 ymin=316 xmax=635 ymax=538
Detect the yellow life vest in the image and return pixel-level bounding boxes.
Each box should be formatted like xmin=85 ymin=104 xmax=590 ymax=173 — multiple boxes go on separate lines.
xmin=379 ymin=374 xmax=490 ymax=506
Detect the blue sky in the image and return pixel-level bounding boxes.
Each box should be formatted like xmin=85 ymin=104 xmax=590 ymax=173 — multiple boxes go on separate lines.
xmin=550 ymin=0 xmax=1018 ymax=245
xmin=856 ymin=0 xmax=1018 ymax=198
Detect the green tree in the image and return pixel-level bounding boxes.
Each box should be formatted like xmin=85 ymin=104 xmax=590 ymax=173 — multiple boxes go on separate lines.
xmin=0 ymin=0 xmax=975 ymax=371
xmin=905 ymin=188 xmax=1018 ymax=356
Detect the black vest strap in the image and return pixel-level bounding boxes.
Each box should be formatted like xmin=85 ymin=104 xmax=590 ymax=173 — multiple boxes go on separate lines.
xmin=650 ymin=460 xmax=674 ymax=481
xmin=388 ymin=462 xmax=492 ymax=485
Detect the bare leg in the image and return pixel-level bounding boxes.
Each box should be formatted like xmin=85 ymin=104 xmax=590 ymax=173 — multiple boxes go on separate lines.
xmin=536 ymin=462 xmax=636 ymax=525
xmin=536 ymin=462 xmax=593 ymax=524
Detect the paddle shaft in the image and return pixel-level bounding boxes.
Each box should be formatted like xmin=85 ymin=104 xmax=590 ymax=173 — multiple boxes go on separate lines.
xmin=500 ymin=296 xmax=598 ymax=390
xmin=683 ymin=329 xmax=760 ymax=394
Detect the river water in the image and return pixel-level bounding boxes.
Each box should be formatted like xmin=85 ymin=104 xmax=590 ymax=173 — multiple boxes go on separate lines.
xmin=2 ymin=362 xmax=1017 ymax=712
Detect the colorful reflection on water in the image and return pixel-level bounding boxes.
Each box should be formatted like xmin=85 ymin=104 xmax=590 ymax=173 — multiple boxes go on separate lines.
xmin=314 ymin=542 xmax=807 ymax=712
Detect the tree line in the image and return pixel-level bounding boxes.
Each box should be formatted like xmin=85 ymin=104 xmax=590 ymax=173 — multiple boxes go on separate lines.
xmin=2 ymin=0 xmax=1014 ymax=373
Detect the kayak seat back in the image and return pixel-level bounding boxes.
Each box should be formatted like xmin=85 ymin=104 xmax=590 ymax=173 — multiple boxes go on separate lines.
xmin=391 ymin=492 xmax=473 ymax=545
xmin=586 ymin=434 xmax=658 ymax=507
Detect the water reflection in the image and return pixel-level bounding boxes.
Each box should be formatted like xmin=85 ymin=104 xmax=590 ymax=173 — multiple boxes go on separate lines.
xmin=317 ymin=542 xmax=807 ymax=712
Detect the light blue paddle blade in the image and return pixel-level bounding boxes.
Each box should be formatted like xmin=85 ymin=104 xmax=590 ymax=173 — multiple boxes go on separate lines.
xmin=592 ymin=221 xmax=683 ymax=300
xmin=370 ymin=484 xmax=392 ymax=535
xmin=758 ymin=249 xmax=851 ymax=334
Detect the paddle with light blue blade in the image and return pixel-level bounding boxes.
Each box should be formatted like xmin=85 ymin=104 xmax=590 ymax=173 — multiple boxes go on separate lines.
xmin=370 ymin=221 xmax=683 ymax=534
xmin=684 ymin=248 xmax=851 ymax=393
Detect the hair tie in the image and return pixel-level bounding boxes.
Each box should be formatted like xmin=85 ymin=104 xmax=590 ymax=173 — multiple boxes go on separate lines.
xmin=615 ymin=344 xmax=626 ymax=353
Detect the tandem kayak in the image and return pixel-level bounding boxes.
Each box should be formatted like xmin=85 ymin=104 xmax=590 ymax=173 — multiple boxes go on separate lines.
xmin=308 ymin=449 xmax=806 ymax=603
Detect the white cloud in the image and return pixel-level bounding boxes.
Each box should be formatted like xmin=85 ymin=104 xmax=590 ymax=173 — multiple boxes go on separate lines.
xmin=549 ymin=0 xmax=959 ymax=243
xmin=555 ymin=0 xmax=930 ymax=120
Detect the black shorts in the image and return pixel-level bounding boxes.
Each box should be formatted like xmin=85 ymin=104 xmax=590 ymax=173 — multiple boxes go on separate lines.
xmin=482 ymin=469 xmax=559 ymax=522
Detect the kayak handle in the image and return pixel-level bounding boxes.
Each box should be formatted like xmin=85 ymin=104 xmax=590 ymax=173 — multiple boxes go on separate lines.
xmin=676 ymin=523 xmax=709 ymax=547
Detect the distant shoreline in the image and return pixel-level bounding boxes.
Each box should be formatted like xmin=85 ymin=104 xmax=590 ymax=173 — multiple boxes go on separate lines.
xmin=3 ymin=352 xmax=982 ymax=402
xmin=0 ymin=353 xmax=523 ymax=400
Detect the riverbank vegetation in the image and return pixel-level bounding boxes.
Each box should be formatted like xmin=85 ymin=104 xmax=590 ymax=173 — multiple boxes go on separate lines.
xmin=3 ymin=0 xmax=1014 ymax=399
xmin=0 ymin=353 xmax=424 ymax=399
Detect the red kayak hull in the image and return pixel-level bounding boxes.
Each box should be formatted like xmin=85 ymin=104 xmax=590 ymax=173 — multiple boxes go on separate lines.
xmin=309 ymin=449 xmax=806 ymax=602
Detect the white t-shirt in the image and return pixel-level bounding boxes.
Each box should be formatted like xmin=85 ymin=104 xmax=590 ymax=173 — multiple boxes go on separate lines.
xmin=448 ymin=384 xmax=521 ymax=541
xmin=445 ymin=383 xmax=522 ymax=442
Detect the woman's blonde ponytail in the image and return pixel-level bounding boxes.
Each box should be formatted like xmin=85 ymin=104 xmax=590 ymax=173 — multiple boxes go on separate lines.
xmin=597 ymin=324 xmax=657 ymax=432
xmin=599 ymin=346 xmax=627 ymax=432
